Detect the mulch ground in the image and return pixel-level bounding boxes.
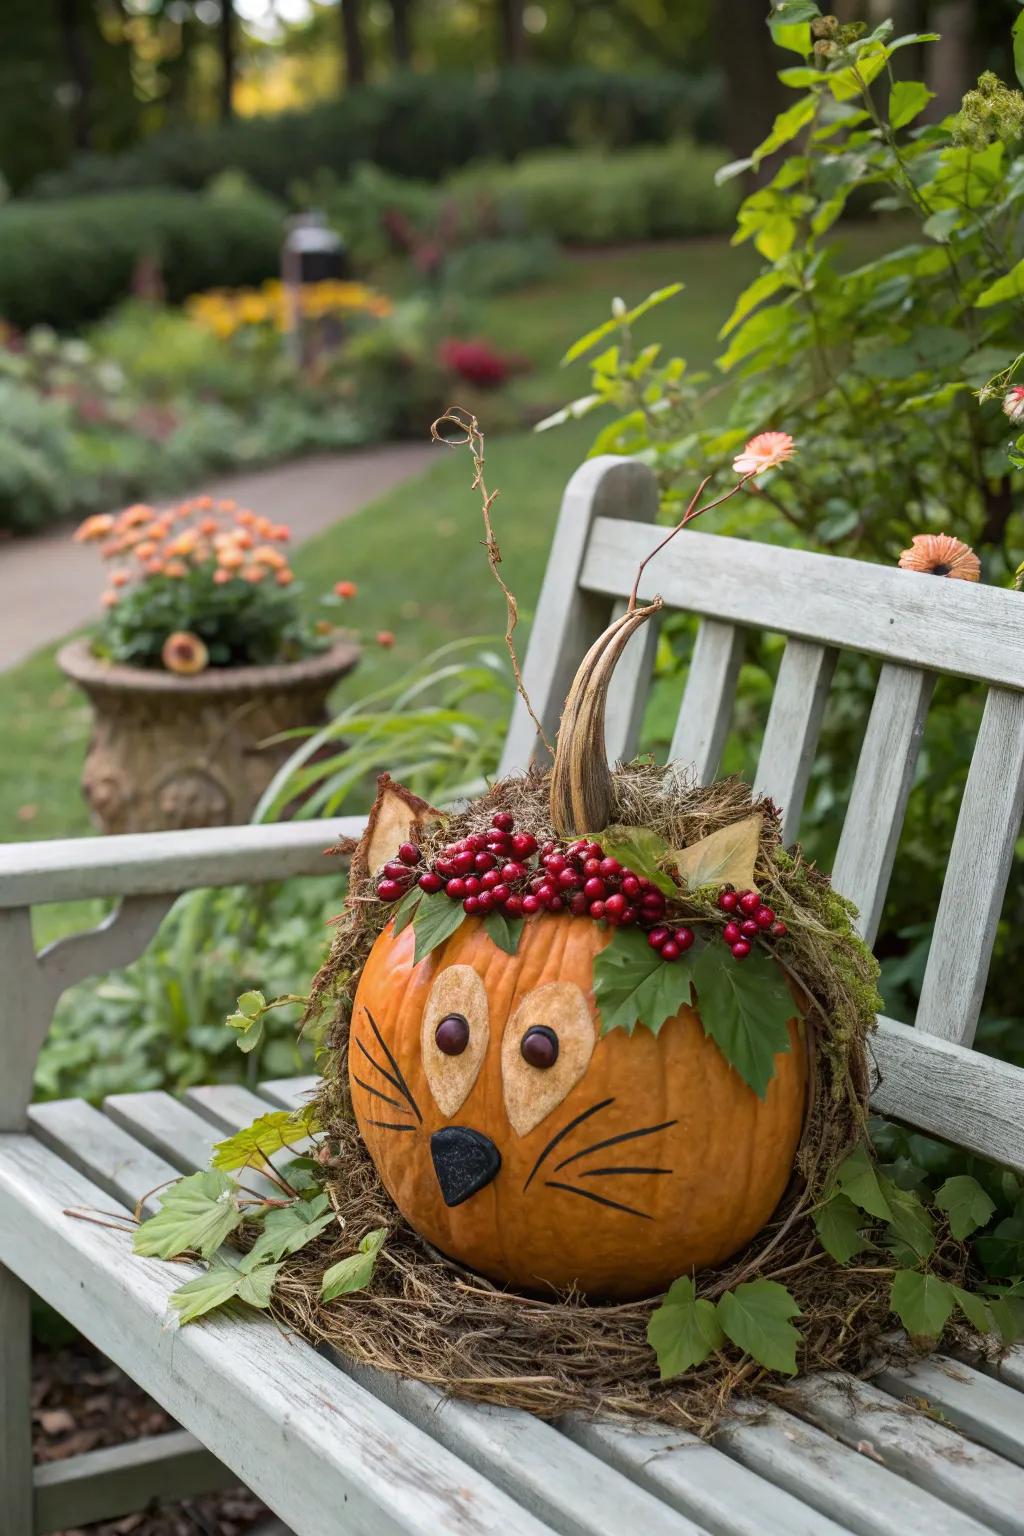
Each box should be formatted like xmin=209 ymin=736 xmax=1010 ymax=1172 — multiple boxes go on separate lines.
xmin=33 ymin=1342 xmax=274 ymax=1535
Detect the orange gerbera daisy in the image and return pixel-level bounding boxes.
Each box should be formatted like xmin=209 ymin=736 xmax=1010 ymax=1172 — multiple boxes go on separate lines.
xmin=898 ymin=533 xmax=980 ymax=582
xmin=732 ymin=431 xmax=796 ymax=477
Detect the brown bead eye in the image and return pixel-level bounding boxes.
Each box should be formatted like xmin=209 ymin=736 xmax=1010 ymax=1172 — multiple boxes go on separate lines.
xmin=520 ymin=1026 xmax=559 ymax=1069
xmin=435 ymin=1013 xmax=470 ymax=1056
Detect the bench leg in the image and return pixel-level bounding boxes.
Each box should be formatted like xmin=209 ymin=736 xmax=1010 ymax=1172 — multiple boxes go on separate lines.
xmin=0 ymin=1264 xmax=33 ymax=1535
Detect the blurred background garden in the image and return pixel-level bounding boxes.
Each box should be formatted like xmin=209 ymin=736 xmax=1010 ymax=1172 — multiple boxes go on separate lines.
xmin=3 ymin=0 xmax=1024 ymax=1128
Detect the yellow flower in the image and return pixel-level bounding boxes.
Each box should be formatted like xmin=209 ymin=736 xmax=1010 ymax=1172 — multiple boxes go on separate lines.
xmin=73 ymin=513 xmax=115 ymax=543
xmin=162 ymin=632 xmax=209 ymax=675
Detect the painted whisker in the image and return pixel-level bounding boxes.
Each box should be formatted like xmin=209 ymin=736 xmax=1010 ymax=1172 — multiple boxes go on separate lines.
xmin=578 ymin=1166 xmax=672 ymax=1178
xmin=352 ymin=1074 xmax=412 ymax=1114
xmin=552 ymin=1120 xmax=677 ymax=1175
xmin=544 ymin=1181 xmax=652 ymax=1220
xmin=522 ymin=1097 xmax=614 ymax=1191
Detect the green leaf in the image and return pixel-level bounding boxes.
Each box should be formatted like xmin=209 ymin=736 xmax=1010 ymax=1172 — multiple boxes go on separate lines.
xmin=482 ymin=909 xmax=525 ymax=956
xmin=976 ymin=258 xmax=1024 ymax=309
xmin=411 ymin=890 xmax=467 ymax=964
xmin=975 ymin=1214 xmax=1024 ymax=1277
xmin=751 ymin=97 xmax=817 ymax=168
xmin=211 ymin=1106 xmax=320 ymax=1171
xmin=169 ymin=1258 xmax=283 ymax=1324
xmin=888 ymin=80 xmax=933 ymax=130
xmin=934 ymin=1175 xmax=996 ymax=1241
xmin=592 ymin=926 xmax=698 ymax=1038
xmin=881 ymin=1178 xmax=935 ymax=1261
xmin=988 ymin=1291 xmax=1024 ymax=1344
xmin=237 ymin=990 xmax=265 ymax=1018
xmin=133 ymin=1170 xmax=243 ymax=1261
xmin=718 ymin=271 xmax=790 ymax=340
xmin=235 ymin=1019 xmax=264 ymax=1055
xmin=717 ymin=1279 xmax=802 ymax=1375
xmin=716 ymin=303 xmax=792 ymax=372
xmin=814 ymin=1192 xmax=871 ymax=1263
xmin=890 ymin=1270 xmax=954 ymax=1340
xmin=241 ymin=1194 xmax=335 ymax=1269
xmin=833 ymin=1144 xmax=893 ymax=1221
xmin=321 ymin=1227 xmax=387 ymax=1301
xmin=624 ymin=283 xmax=685 ymax=326
xmin=593 ymin=825 xmax=676 ymax=895
xmin=951 ymin=1285 xmax=997 ymax=1337
xmin=1015 ymin=8 xmax=1024 ymax=92
xmin=390 ymin=883 xmax=422 ymax=936
xmin=829 ymin=41 xmax=890 ymax=102
xmin=690 ymin=945 xmax=794 ymax=1098
xmin=647 ymin=1276 xmax=725 ymax=1380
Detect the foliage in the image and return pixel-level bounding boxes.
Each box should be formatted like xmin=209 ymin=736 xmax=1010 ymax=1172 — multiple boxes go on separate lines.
xmin=32 ymin=68 xmax=722 ymax=201
xmin=0 ymin=185 xmax=284 ymax=332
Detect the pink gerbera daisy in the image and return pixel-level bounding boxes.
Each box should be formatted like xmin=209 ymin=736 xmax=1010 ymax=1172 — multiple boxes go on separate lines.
xmin=733 ymin=431 xmax=797 ymax=477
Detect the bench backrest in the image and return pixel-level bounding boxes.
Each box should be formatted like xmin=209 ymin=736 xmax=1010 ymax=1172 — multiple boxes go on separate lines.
xmin=2 ymin=454 xmax=1022 ymax=1171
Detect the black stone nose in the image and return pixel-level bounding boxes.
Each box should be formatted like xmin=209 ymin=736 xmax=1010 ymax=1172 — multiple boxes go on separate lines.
xmin=430 ymin=1127 xmax=501 ymax=1207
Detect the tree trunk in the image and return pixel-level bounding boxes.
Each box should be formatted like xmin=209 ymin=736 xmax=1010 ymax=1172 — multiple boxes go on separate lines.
xmin=926 ymin=0 xmax=974 ymax=121
xmin=715 ymin=0 xmax=790 ymax=164
xmin=218 ymin=0 xmax=235 ymax=121
xmin=497 ymin=0 xmax=525 ymax=66
xmin=55 ymin=0 xmax=92 ymax=149
xmin=341 ymin=0 xmax=367 ymax=87
xmin=392 ymin=0 xmax=412 ymax=67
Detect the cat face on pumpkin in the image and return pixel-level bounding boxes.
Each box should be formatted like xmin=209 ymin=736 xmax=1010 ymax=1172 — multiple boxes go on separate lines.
xmin=349 ymin=915 xmax=805 ymax=1300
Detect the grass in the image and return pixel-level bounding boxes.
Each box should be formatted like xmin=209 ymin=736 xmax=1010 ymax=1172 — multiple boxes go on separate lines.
xmin=0 ymin=226 xmax=896 ymax=846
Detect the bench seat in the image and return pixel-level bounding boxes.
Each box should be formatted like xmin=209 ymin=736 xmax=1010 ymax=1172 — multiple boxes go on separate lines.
xmin=4 ymin=1073 xmax=1023 ymax=1536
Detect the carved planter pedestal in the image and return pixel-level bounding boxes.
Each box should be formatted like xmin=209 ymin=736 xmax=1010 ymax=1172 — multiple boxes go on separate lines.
xmin=59 ymin=638 xmax=360 ymax=834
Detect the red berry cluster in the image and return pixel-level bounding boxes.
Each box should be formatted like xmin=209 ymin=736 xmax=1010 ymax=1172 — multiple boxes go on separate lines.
xmin=375 ymin=811 xmax=684 ymax=938
xmin=716 ymin=886 xmax=787 ymax=961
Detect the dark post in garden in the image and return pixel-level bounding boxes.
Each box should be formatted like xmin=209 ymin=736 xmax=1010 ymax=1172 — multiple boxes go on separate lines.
xmin=281 ymin=212 xmax=350 ymax=373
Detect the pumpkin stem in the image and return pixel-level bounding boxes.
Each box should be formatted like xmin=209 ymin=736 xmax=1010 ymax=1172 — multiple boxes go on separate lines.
xmin=549 ymin=598 xmax=662 ymax=837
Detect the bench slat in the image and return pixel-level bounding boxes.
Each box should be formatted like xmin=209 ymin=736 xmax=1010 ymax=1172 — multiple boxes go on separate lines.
xmin=0 ymin=1263 xmax=32 ymax=1536
xmin=670 ymin=619 xmax=744 ymax=783
xmin=33 ymin=1430 xmax=230 ymax=1536
xmin=876 ymin=1356 xmax=1024 ymax=1470
xmin=831 ymin=663 xmax=934 ymax=945
xmin=29 ymin=1099 xmax=179 ymax=1216
xmin=0 ymin=1135 xmax=558 ymax=1536
xmin=915 ymin=687 xmax=1024 ymax=1045
xmin=259 ymin=1076 xmax=320 ymax=1110
xmin=753 ymin=639 xmax=838 ymax=844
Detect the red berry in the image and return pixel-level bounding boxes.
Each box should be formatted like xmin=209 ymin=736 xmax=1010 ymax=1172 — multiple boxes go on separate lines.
xmin=599 ymin=857 xmax=622 ymax=879
xmin=377 ymin=878 xmax=402 ymax=902
xmin=770 ymin=919 xmax=788 ymax=938
xmin=536 ymin=881 xmax=555 ymax=903
xmin=463 ymin=896 xmax=480 ymax=914
xmin=477 ymin=891 xmax=495 ymax=912
xmin=741 ymin=919 xmax=759 ymax=939
xmin=504 ymin=894 xmax=524 ymax=916
xmin=604 ymin=893 xmax=627 ymax=919
xmin=674 ymin=926 xmax=695 ymax=952
xmin=567 ymin=839 xmax=589 ymax=859
xmin=491 ymin=811 xmax=515 ymax=832
xmin=648 ymin=926 xmax=670 ymax=949
xmin=660 ymin=940 xmax=680 ymax=961
xmin=435 ymin=858 xmax=456 ymax=877
xmin=755 ymin=906 xmax=775 ymax=929
xmin=723 ymin=920 xmax=742 ymax=944
xmin=641 ymin=891 xmax=665 ymax=912
xmin=585 ymin=842 xmax=604 ymax=859
xmin=557 ymin=868 xmax=579 ymax=890
xmin=621 ymin=874 xmax=641 ymax=900
xmin=583 ymin=857 xmax=602 ymax=878
xmin=522 ymin=894 xmax=541 ymax=914
xmin=502 ymin=861 xmax=527 ymax=883
xmin=382 ymin=860 xmax=410 ymax=881
xmin=541 ymin=840 xmax=557 ymax=856
xmin=418 ymin=871 xmax=444 ymax=894
xmin=446 ymin=878 xmax=467 ymax=899
xmin=453 ymin=850 xmax=475 ymax=874
xmin=620 ymin=906 xmax=637 ymax=925
xmin=589 ymin=900 xmax=606 ymax=920
xmin=491 ymin=883 xmax=510 ymax=903
xmin=583 ymin=877 xmax=606 ymax=901
xmin=569 ymin=892 xmax=589 ymax=915
xmin=544 ymin=853 xmax=567 ymax=875
xmin=546 ymin=895 xmax=565 ymax=912
xmin=718 ymin=888 xmax=739 ymax=912
xmin=481 ymin=870 xmax=501 ymax=890
xmin=474 ymin=851 xmax=496 ymax=872
xmin=731 ymin=940 xmax=751 ymax=960
xmin=511 ymin=833 xmax=537 ymax=857
xmin=738 ymin=891 xmax=761 ymax=916
xmin=468 ymin=834 xmax=488 ymax=852
xmin=397 ymin=842 xmax=421 ymax=866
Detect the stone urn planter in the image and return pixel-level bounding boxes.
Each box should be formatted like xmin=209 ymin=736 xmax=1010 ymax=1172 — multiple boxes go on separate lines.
xmin=59 ymin=637 xmax=360 ymax=834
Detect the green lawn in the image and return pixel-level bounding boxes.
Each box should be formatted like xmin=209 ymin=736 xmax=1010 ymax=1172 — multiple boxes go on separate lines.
xmin=0 ymin=228 xmax=894 ymax=846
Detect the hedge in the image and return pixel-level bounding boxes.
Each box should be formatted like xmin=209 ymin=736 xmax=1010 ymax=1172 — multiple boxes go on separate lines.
xmin=30 ymin=68 xmax=721 ymax=202
xmin=0 ymin=187 xmax=283 ymax=331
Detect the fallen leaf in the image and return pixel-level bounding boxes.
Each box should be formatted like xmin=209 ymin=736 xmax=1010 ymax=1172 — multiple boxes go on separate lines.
xmin=36 ymin=1407 xmax=75 ymax=1435
xmin=673 ymin=812 xmax=761 ymax=891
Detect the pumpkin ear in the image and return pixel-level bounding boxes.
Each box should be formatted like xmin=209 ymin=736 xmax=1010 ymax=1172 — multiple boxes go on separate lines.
xmin=349 ymin=773 xmax=441 ymax=888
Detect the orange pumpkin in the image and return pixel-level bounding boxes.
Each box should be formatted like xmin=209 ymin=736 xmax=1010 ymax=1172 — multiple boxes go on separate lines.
xmin=350 ymin=910 xmax=806 ymax=1301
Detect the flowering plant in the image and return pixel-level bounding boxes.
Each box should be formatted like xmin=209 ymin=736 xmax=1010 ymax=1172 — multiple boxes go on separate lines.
xmin=185 ymin=279 xmax=392 ymax=343
xmin=74 ymin=498 xmax=361 ymax=672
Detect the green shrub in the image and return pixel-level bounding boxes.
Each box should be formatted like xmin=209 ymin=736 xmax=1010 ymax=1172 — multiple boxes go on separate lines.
xmin=30 ymin=69 xmax=722 ymax=202
xmin=0 ymin=185 xmax=283 ymax=331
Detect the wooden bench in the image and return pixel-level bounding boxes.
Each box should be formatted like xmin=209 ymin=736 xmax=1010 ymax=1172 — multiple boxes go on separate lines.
xmin=3 ymin=455 xmax=1024 ymax=1536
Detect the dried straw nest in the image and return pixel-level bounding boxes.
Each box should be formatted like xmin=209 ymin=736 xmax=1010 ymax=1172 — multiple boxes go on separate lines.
xmin=269 ymin=764 xmax=919 ymax=1434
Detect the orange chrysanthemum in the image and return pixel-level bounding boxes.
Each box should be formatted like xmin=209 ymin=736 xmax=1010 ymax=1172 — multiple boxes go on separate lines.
xmin=898 ymin=533 xmax=980 ymax=582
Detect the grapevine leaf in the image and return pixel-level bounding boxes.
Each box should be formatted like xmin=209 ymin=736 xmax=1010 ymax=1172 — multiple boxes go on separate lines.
xmin=890 ymin=1270 xmax=954 ymax=1340
xmin=169 ymin=1259 xmax=283 ymax=1325
xmin=483 ymin=909 xmax=525 ymax=956
xmin=133 ymin=1170 xmax=243 ymax=1261
xmin=833 ymin=1144 xmax=893 ymax=1221
xmin=595 ymin=826 xmax=676 ymax=896
xmin=592 ymin=926 xmax=698 ymax=1037
xmin=647 ymin=1276 xmax=725 ymax=1380
xmin=211 ymin=1106 xmax=320 ymax=1171
xmin=690 ymin=944 xmax=793 ymax=1098
xmin=951 ymin=1285 xmax=997 ymax=1337
xmin=321 ymin=1227 xmax=387 ymax=1302
xmin=880 ymin=1178 xmax=935 ymax=1261
xmin=934 ymin=1175 xmax=996 ymax=1240
xmin=717 ymin=1279 xmax=802 ymax=1375
xmin=241 ymin=1194 xmax=335 ymax=1269
xmin=672 ymin=814 xmax=761 ymax=893
xmin=975 ymin=1214 xmax=1024 ymax=1278
xmin=813 ymin=1192 xmax=872 ymax=1263
xmin=391 ymin=884 xmax=423 ymax=936
xmin=411 ymin=891 xmax=467 ymax=964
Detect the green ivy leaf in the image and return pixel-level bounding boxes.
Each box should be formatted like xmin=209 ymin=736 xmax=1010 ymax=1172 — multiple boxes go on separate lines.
xmin=951 ymin=1285 xmax=997 ymax=1337
xmin=169 ymin=1258 xmax=283 ymax=1325
xmin=888 ymin=81 xmax=934 ymax=130
xmin=391 ymin=884 xmax=423 ymax=936
xmin=241 ymin=1194 xmax=335 ymax=1270
xmin=133 ymin=1170 xmax=243 ymax=1261
xmin=592 ymin=926 xmax=698 ymax=1038
xmin=483 ymin=909 xmax=525 ymax=956
xmin=411 ymin=891 xmax=467 ymax=964
xmin=211 ymin=1106 xmax=320 ymax=1172
xmin=647 ymin=1276 xmax=724 ymax=1380
xmin=975 ymin=1214 xmax=1024 ymax=1278
xmin=890 ymin=1270 xmax=954 ymax=1340
xmin=593 ymin=825 xmax=676 ymax=896
xmin=690 ymin=945 xmax=794 ymax=1098
xmin=321 ymin=1227 xmax=387 ymax=1302
xmin=833 ymin=1144 xmax=893 ymax=1221
xmin=935 ymin=1175 xmax=997 ymax=1240
xmin=717 ymin=1279 xmax=802 ymax=1375
xmin=881 ymin=1178 xmax=935 ymax=1261
xmin=813 ymin=1192 xmax=871 ymax=1263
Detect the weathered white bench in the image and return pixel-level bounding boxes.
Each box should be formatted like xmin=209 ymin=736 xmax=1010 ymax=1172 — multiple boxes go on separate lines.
xmin=3 ymin=456 xmax=1024 ymax=1536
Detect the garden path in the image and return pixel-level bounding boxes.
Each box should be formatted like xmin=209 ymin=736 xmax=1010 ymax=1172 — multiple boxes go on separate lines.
xmin=0 ymin=442 xmax=433 ymax=671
